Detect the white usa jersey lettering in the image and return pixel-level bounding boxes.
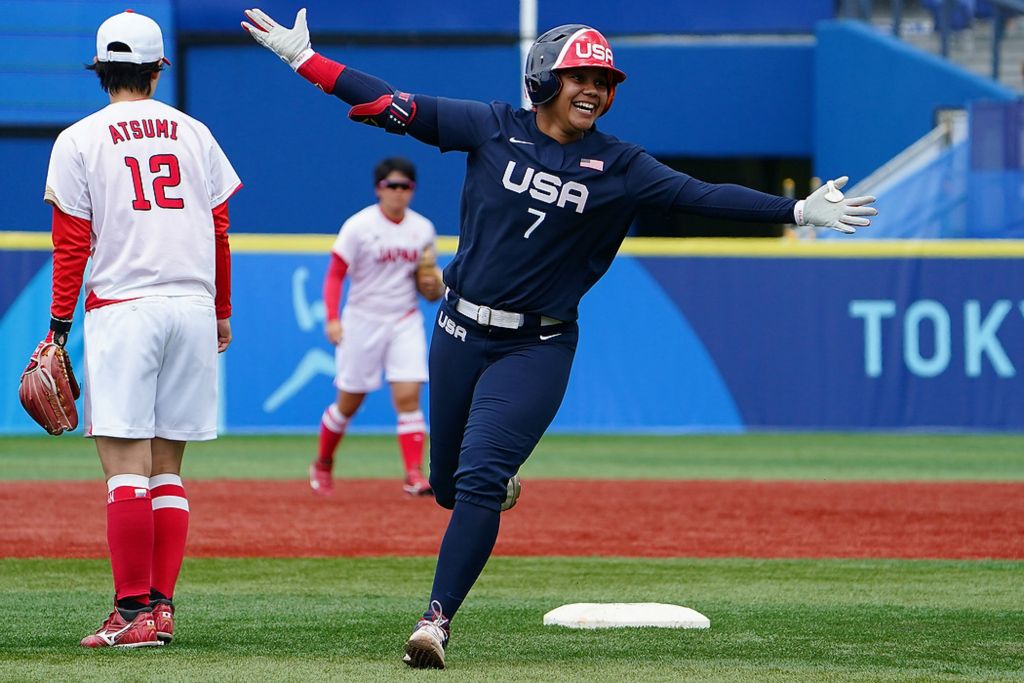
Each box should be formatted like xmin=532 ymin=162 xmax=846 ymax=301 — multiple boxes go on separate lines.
xmin=332 ymin=204 xmax=436 ymax=319
xmin=44 ymin=99 xmax=241 ymax=302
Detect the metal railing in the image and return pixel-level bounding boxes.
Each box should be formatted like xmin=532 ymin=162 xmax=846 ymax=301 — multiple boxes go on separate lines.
xmin=840 ymin=0 xmax=1024 ymax=80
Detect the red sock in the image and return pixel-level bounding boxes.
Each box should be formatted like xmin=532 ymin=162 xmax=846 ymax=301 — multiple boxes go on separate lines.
xmin=397 ymin=410 xmax=426 ymax=472
xmin=150 ymin=474 xmax=189 ymax=600
xmin=106 ymin=475 xmax=153 ymax=603
xmin=318 ymin=403 xmax=348 ymax=468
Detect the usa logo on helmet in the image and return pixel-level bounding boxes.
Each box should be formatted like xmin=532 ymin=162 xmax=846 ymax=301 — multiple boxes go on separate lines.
xmin=573 ymin=40 xmax=613 ymax=65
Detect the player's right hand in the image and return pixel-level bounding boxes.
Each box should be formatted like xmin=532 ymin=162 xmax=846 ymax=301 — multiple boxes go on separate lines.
xmin=217 ymin=318 xmax=232 ymax=353
xmin=241 ymin=7 xmax=313 ymax=70
xmin=326 ymin=319 xmax=343 ymax=346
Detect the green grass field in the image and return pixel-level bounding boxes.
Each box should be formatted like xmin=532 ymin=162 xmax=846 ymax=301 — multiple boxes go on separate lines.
xmin=2 ymin=432 xmax=1023 ymax=481
xmin=1 ymin=434 xmax=1022 ymax=681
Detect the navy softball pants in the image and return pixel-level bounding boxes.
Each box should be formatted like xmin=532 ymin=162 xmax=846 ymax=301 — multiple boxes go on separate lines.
xmin=427 ymin=299 xmax=578 ymax=512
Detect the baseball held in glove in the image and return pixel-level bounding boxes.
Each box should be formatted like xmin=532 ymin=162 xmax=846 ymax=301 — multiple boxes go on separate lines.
xmin=415 ymin=246 xmax=444 ymax=302
xmin=19 ymin=338 xmax=81 ymax=435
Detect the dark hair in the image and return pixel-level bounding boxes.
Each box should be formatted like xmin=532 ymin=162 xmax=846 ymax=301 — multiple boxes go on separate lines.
xmin=373 ymin=157 xmax=416 ymax=185
xmin=86 ymin=42 xmax=163 ymax=95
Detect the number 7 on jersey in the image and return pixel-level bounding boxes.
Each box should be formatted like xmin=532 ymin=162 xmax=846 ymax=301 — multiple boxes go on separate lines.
xmin=523 ymin=208 xmax=546 ymax=239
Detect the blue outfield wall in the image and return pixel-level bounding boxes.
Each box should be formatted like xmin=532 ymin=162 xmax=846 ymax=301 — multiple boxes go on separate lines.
xmin=540 ymin=0 xmax=833 ymax=34
xmin=0 ymin=138 xmax=56 ymax=233
xmin=177 ymin=42 xmax=810 ymax=235
xmin=2 ymin=236 xmax=1023 ymax=434
xmin=176 ymin=0 xmax=833 ymax=35
xmin=0 ymin=0 xmax=176 ymax=127
xmin=1 ymin=42 xmax=810 ymax=233
xmin=4 ymin=18 xmax=1013 ymax=233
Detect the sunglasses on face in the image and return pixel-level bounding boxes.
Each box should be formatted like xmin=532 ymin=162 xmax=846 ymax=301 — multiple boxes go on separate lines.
xmin=377 ymin=179 xmax=415 ymax=191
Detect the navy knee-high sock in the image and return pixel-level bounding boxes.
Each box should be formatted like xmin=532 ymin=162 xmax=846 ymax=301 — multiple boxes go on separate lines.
xmin=426 ymin=500 xmax=500 ymax=621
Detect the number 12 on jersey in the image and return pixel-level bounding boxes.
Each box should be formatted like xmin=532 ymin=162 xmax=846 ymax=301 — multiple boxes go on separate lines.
xmin=124 ymin=154 xmax=184 ymax=211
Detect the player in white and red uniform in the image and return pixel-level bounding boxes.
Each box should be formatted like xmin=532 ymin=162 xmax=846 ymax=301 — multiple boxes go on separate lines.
xmin=313 ymin=157 xmax=441 ymax=497
xmin=41 ymin=11 xmax=241 ymax=648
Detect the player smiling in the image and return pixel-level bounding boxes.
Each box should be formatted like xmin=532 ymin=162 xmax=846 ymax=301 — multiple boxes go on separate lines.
xmin=243 ymin=8 xmax=875 ymax=669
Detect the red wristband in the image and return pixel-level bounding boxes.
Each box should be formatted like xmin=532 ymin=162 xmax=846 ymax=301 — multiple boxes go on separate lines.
xmin=297 ymin=53 xmax=346 ymax=93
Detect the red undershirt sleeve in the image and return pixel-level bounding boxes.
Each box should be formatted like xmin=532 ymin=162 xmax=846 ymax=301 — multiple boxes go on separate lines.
xmin=296 ymin=53 xmax=346 ymax=92
xmin=50 ymin=206 xmax=91 ymax=321
xmin=213 ymin=200 xmax=232 ymax=319
xmin=323 ymin=252 xmax=348 ymax=322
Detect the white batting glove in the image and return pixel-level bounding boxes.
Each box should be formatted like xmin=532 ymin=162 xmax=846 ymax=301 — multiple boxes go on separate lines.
xmin=794 ymin=176 xmax=877 ymax=234
xmin=241 ymin=7 xmax=314 ymax=70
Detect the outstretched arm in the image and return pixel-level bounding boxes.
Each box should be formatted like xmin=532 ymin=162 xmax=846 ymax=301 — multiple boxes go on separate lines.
xmin=627 ymin=152 xmax=876 ymax=233
xmin=241 ymin=7 xmax=441 ymax=145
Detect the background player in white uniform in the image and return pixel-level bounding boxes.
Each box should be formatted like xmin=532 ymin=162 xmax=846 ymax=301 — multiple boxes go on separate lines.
xmin=40 ymin=11 xmax=241 ymax=648
xmin=313 ymin=157 xmax=442 ymax=497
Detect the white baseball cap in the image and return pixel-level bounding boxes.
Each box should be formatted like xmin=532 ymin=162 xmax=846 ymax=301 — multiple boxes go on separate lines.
xmin=96 ymin=10 xmax=171 ymax=65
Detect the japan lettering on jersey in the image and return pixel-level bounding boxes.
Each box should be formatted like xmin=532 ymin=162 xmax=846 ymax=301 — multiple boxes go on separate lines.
xmin=44 ymin=99 xmax=241 ymax=302
xmin=331 ymin=205 xmax=437 ymax=319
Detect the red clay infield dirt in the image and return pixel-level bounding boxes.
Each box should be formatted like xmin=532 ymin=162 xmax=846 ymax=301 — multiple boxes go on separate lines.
xmin=3 ymin=480 xmax=1023 ymax=560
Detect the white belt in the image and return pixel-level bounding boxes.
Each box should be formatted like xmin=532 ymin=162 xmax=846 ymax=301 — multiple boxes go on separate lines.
xmin=451 ymin=292 xmax=560 ymax=329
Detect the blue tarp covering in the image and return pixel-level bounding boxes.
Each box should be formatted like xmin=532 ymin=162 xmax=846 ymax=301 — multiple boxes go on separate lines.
xmin=840 ymin=100 xmax=1024 ymax=240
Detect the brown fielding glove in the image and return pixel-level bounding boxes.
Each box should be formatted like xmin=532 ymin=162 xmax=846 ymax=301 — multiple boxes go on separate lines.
xmin=415 ymin=246 xmax=444 ymax=302
xmin=19 ymin=336 xmax=81 ymax=435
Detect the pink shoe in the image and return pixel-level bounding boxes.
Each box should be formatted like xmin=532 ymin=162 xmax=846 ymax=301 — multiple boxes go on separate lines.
xmin=151 ymin=599 xmax=174 ymax=643
xmin=403 ymin=470 xmax=432 ymax=496
xmin=309 ymin=461 xmax=334 ymax=496
xmin=80 ymin=608 xmax=161 ymax=648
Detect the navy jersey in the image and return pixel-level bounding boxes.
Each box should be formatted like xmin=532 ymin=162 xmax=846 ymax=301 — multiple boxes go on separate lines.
xmin=329 ymin=69 xmax=795 ymax=322
xmin=435 ymin=100 xmax=793 ymax=321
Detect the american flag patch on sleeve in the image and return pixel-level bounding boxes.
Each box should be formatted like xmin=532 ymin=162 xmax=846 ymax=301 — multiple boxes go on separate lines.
xmin=580 ymin=158 xmax=604 ymax=171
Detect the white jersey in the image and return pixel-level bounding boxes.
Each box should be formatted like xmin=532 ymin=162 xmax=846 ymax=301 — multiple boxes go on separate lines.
xmin=44 ymin=98 xmax=241 ymax=302
xmin=332 ymin=205 xmax=437 ymax=319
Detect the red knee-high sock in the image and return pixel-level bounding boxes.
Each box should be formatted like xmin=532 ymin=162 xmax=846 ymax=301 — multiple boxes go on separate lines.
xmin=318 ymin=403 xmax=349 ymax=468
xmin=397 ymin=410 xmax=426 ymax=472
xmin=106 ymin=474 xmax=153 ymax=604
xmin=150 ymin=474 xmax=189 ymax=600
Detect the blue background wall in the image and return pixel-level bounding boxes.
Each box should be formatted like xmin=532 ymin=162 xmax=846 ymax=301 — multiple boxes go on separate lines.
xmin=814 ymin=20 xmax=1015 ymax=182
xmin=0 ymin=0 xmax=177 ymax=126
xmin=179 ymin=41 xmax=812 ymax=234
xmin=4 ymin=9 xmax=1013 ymax=234
xmin=183 ymin=43 xmax=521 ymax=235
xmin=3 ymin=242 xmax=1022 ymax=434
xmin=175 ymin=0 xmax=833 ymax=35
xmin=539 ymin=0 xmax=833 ymax=34
xmin=177 ymin=0 xmax=519 ymax=34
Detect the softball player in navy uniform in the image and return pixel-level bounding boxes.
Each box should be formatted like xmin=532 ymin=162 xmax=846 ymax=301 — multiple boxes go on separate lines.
xmin=243 ymin=9 xmax=876 ymax=668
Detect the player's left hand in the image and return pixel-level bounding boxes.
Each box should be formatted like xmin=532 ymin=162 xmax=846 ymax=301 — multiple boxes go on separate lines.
xmin=325 ymin=319 xmax=343 ymax=345
xmin=415 ymin=247 xmax=444 ymax=302
xmin=241 ymin=7 xmax=313 ymax=70
xmin=796 ymin=176 xmax=877 ymax=234
xmin=417 ymin=270 xmax=443 ymax=302
xmin=217 ymin=318 xmax=232 ymax=353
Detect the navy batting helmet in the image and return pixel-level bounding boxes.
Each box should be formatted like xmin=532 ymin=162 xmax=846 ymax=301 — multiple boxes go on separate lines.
xmin=524 ymin=24 xmax=627 ymax=114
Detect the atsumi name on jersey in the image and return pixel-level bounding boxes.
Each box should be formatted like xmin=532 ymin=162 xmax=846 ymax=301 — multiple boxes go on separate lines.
xmin=108 ymin=118 xmax=179 ymax=144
